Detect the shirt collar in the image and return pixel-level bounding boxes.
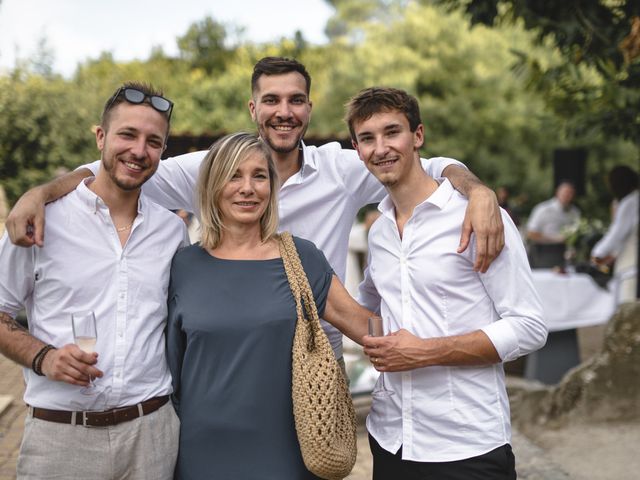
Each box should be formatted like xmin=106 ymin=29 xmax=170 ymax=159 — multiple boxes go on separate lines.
xmin=299 ymin=141 xmax=319 ymax=176
xmin=378 ymin=177 xmax=455 ymax=220
xmin=75 ymin=177 xmax=145 ymax=216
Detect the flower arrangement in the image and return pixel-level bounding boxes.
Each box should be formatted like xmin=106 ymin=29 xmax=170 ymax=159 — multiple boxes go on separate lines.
xmin=563 ymin=218 xmax=606 ymax=264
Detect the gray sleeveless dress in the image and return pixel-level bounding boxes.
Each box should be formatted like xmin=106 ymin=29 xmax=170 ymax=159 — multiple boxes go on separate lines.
xmin=167 ymin=237 xmax=332 ymax=480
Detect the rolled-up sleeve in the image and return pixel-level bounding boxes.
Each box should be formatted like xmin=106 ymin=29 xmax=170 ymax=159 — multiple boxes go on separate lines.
xmin=421 ymin=156 xmax=466 ymax=178
xmin=0 ymin=234 xmax=34 ymax=318
xmin=479 ymin=216 xmax=548 ymax=361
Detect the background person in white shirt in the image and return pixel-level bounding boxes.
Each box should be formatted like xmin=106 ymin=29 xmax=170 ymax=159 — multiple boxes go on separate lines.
xmin=591 ymin=165 xmax=639 ymax=302
xmin=5 ymin=57 xmax=505 ymax=369
xmin=0 ymin=83 xmax=188 ymax=480
xmin=345 ymin=87 xmax=547 ymax=480
xmin=526 ymin=181 xmax=581 ymax=244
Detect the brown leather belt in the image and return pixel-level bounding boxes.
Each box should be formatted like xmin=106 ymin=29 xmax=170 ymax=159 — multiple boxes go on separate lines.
xmin=30 ymin=395 xmax=170 ymax=427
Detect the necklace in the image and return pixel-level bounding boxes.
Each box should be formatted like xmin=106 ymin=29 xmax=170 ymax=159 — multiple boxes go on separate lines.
xmin=115 ymin=221 xmax=134 ymax=232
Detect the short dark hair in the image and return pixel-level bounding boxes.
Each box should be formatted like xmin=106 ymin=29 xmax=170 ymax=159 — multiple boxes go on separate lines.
xmin=345 ymin=87 xmax=422 ymax=142
xmin=251 ymin=57 xmax=312 ymax=95
xmin=608 ymin=165 xmax=638 ymax=200
xmin=101 ymin=81 xmax=170 ymax=129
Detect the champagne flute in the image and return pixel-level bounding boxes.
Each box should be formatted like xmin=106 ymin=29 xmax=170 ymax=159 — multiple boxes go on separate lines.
xmin=71 ymin=310 xmax=97 ymax=395
xmin=368 ymin=316 xmax=394 ymax=397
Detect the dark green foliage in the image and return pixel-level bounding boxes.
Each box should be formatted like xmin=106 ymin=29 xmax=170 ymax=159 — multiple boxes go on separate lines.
xmin=436 ymin=1 xmax=640 ymax=147
xmin=0 ymin=4 xmax=636 ymax=216
xmin=0 ymin=73 xmax=96 ymax=205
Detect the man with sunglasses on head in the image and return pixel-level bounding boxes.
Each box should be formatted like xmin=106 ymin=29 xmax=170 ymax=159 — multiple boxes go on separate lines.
xmin=0 ymin=82 xmax=188 ymax=479
xmin=6 ymin=57 xmax=505 ymax=373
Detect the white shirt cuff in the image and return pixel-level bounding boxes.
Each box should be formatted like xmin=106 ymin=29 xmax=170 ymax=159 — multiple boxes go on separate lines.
xmin=481 ymin=321 xmax=520 ymax=362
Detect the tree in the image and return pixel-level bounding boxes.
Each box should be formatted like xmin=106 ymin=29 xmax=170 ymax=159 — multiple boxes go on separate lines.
xmin=435 ymin=0 xmax=640 ymax=296
xmin=315 ymin=3 xmax=576 ymax=201
xmin=434 ymin=1 xmax=640 ymax=147
xmin=0 ymin=73 xmax=96 ymax=205
xmin=176 ymin=16 xmax=237 ymax=74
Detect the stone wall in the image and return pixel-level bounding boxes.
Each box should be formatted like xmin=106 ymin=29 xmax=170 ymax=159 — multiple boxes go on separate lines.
xmin=509 ymin=301 xmax=640 ymax=432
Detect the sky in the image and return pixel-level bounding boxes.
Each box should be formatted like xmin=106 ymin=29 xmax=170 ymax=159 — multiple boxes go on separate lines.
xmin=0 ymin=0 xmax=335 ymax=76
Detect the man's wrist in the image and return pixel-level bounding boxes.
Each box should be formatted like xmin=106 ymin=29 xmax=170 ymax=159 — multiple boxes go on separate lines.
xmin=28 ymin=184 xmax=51 ymax=204
xmin=468 ymin=183 xmax=494 ymax=198
xmin=32 ymin=344 xmax=56 ymax=376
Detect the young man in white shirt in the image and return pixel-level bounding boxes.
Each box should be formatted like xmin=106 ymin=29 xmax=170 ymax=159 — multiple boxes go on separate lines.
xmin=346 ymin=87 xmax=547 ymax=479
xmin=0 ymin=83 xmax=188 ymax=479
xmin=5 ymin=57 xmax=505 ymax=367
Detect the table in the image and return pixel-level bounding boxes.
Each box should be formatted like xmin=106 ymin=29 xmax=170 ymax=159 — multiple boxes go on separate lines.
xmin=525 ymin=270 xmax=616 ymax=384
xmin=531 ymin=270 xmax=616 ymax=331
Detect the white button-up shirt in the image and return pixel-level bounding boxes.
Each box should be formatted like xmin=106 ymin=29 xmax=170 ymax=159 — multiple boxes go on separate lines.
xmin=0 ymin=179 xmax=188 ymax=411
xmin=359 ymin=179 xmax=547 ymax=462
xmin=88 ymin=143 xmax=463 ymax=357
xmin=591 ymin=190 xmax=638 ymax=259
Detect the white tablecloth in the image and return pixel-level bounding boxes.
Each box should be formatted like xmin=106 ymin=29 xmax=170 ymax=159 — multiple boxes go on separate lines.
xmin=531 ymin=270 xmax=616 ymax=331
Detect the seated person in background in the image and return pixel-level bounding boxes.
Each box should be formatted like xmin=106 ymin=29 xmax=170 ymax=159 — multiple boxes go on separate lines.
xmin=591 ymin=165 xmax=639 ymax=303
xmin=526 ymin=181 xmax=580 ymax=267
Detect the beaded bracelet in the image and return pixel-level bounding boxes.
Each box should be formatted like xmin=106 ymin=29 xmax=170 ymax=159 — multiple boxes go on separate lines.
xmin=32 ymin=344 xmax=56 ymax=376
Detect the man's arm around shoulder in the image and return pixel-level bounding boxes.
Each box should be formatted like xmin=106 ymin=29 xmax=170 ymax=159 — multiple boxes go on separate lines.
xmin=6 ymin=168 xmax=92 ymax=247
xmin=441 ymin=164 xmax=505 ymax=273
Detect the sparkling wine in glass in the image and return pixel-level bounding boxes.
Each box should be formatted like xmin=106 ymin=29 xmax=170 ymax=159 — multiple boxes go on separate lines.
xmin=71 ymin=310 xmax=97 ymax=395
xmin=368 ymin=316 xmax=394 ymax=397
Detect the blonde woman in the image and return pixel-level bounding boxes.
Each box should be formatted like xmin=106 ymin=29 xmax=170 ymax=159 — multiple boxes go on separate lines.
xmin=167 ymin=132 xmax=371 ymax=479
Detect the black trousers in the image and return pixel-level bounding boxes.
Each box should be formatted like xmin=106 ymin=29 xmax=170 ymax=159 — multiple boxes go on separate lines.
xmin=369 ymin=434 xmax=517 ymax=480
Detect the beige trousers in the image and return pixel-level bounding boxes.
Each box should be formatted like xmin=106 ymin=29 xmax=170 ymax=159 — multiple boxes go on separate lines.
xmin=17 ymin=402 xmax=179 ymax=480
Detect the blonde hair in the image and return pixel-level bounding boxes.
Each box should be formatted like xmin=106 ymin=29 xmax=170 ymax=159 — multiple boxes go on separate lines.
xmin=198 ymin=132 xmax=279 ymax=249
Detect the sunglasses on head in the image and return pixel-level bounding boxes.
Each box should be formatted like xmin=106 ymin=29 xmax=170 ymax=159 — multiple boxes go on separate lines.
xmin=107 ymin=87 xmax=174 ymax=119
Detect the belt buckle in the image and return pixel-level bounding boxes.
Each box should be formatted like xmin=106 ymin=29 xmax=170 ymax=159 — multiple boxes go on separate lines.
xmin=81 ymin=410 xmax=97 ymax=428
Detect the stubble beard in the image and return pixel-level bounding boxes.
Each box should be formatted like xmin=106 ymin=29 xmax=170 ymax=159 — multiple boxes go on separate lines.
xmin=258 ymin=122 xmax=307 ymax=155
xmin=380 ymin=176 xmax=397 ymax=188
xmin=102 ymin=153 xmax=155 ymax=192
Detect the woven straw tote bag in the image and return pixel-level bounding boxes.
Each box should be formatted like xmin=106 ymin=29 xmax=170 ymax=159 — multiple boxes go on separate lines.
xmin=279 ymin=232 xmax=357 ymax=480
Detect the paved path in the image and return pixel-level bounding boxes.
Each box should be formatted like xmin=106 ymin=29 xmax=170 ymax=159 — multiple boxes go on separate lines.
xmin=0 ymin=355 xmax=568 ymax=480
xmin=0 ymin=355 xmax=26 ymax=480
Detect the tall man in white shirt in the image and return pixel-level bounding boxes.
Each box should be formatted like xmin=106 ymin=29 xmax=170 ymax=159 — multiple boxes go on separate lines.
xmin=5 ymin=57 xmax=505 ymax=367
xmin=0 ymin=83 xmax=188 ymax=479
xmin=346 ymin=87 xmax=547 ymax=479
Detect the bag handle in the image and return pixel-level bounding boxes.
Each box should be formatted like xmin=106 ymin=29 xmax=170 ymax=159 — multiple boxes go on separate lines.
xmin=279 ymin=232 xmax=319 ymax=352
